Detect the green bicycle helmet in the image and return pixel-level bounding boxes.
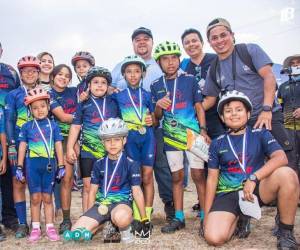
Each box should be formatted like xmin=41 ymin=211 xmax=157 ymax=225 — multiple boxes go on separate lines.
xmin=85 ymin=66 xmax=112 ymax=85
xmin=153 ymin=41 xmax=181 ymax=61
xmin=121 ymin=55 xmax=147 ymax=75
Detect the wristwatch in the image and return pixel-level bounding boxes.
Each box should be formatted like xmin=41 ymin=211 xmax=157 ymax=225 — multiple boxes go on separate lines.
xmin=262 ymin=105 xmax=272 ymax=112
xmin=249 ymin=174 xmax=259 ymax=184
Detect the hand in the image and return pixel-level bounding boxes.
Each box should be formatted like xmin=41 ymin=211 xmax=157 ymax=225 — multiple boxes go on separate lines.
xmin=107 ymin=86 xmax=119 ymax=95
xmin=293 ymin=108 xmax=300 ymax=119
xmin=200 ymin=129 xmax=211 ymax=144
xmin=0 ymin=159 xmax=7 ymax=175
xmin=79 ymin=88 xmax=89 ymax=102
xmin=144 ymin=109 xmax=153 ymax=126
xmin=8 ymin=145 xmax=17 ymax=166
xmin=66 ymin=148 xmax=77 ymax=164
xmin=254 ymin=111 xmax=272 ymax=130
xmin=16 ymin=165 xmax=25 ymax=183
xmin=156 ymin=92 xmax=172 ymax=110
xmin=56 ymin=165 xmax=66 ymax=183
xmin=242 ymin=179 xmax=256 ymax=202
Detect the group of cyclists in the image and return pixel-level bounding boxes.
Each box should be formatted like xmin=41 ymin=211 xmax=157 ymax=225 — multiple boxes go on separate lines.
xmin=0 ymin=17 xmax=299 ymax=250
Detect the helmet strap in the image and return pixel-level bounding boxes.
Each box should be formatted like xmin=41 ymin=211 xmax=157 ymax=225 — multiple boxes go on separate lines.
xmin=228 ymin=124 xmax=247 ymax=134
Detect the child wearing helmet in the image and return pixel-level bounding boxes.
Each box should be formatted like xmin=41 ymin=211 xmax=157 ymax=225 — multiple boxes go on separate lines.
xmin=4 ymin=55 xmax=41 ymax=238
xmin=151 ymin=41 xmax=210 ymax=234
xmin=49 ymin=64 xmax=78 ymax=233
xmin=16 ymin=87 xmax=64 ymax=242
xmin=71 ymin=51 xmax=95 ymax=102
xmin=112 ymin=55 xmax=156 ymax=227
xmin=63 ymin=118 xmax=150 ymax=243
xmin=67 ymin=66 xmax=119 ymax=213
xmin=204 ymin=91 xmax=299 ymax=249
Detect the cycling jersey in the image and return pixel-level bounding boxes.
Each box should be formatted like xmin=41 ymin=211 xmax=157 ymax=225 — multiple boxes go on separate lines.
xmin=0 ymin=107 xmax=4 ymax=157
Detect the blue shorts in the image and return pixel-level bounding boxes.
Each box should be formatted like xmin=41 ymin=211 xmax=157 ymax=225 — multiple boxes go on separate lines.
xmin=125 ymin=127 xmax=155 ymax=167
xmin=26 ymin=157 xmax=56 ymax=194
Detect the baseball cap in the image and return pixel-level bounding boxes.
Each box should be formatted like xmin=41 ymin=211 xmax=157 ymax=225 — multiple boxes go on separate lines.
xmin=206 ymin=18 xmax=232 ymax=38
xmin=131 ymin=27 xmax=153 ymax=40
xmin=283 ymin=54 xmax=300 ymax=68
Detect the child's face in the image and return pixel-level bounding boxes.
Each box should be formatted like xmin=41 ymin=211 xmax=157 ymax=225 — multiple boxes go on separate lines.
xmin=75 ymin=60 xmax=91 ymax=78
xmin=53 ymin=67 xmax=71 ymax=90
xmin=30 ymin=99 xmax=49 ymax=120
xmin=103 ymin=137 xmax=126 ymax=156
xmin=40 ymin=54 xmax=54 ymax=75
xmin=89 ymin=76 xmax=108 ymax=97
xmin=159 ymin=54 xmax=180 ymax=77
xmin=124 ymin=64 xmax=142 ymax=87
xmin=20 ymin=66 xmax=39 ymax=86
xmin=221 ymin=100 xmax=250 ymax=129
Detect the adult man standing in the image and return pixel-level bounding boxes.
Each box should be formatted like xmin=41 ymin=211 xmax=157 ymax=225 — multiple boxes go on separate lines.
xmin=202 ymin=18 xmax=295 ymax=238
xmin=0 ymin=42 xmax=19 ymax=231
xmin=111 ymin=27 xmax=174 ymax=220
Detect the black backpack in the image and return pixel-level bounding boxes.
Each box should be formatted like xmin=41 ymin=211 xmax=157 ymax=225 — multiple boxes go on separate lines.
xmin=209 ymin=43 xmax=257 ymax=89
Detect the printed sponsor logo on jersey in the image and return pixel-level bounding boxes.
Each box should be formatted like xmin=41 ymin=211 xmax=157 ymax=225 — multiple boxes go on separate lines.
xmin=132 ymin=173 xmax=140 ymax=178
xmin=219 ymin=149 xmax=228 ymax=154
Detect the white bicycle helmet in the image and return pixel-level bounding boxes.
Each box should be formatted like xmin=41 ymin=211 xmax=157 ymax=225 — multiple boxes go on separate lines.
xmin=98 ymin=118 xmax=128 ymax=140
xmin=121 ymin=55 xmax=147 ymax=75
xmin=217 ymin=90 xmax=252 ymax=115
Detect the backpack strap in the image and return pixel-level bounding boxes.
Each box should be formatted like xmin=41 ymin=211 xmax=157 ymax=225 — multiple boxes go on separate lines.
xmin=235 ymin=43 xmax=257 ymax=73
xmin=208 ymin=56 xmax=220 ymax=88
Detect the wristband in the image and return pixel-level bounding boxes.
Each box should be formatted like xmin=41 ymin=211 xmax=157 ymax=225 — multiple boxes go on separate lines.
xmin=200 ymin=126 xmax=207 ymax=131
xmin=58 ymin=165 xmax=65 ymax=169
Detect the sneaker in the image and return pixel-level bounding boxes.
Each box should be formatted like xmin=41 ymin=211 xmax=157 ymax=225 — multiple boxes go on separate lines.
xmin=277 ymin=229 xmax=299 ymax=250
xmin=192 ymin=203 xmax=200 ymax=212
xmin=103 ymin=221 xmax=121 ymax=243
xmin=28 ymin=228 xmax=41 ymax=242
xmin=272 ymin=212 xmax=280 ymax=237
xmin=46 ymin=226 xmax=60 ymax=241
xmin=59 ymin=219 xmax=72 ymax=235
xmin=3 ymin=218 xmax=19 ymax=232
xmin=161 ymin=219 xmax=185 ymax=234
xmin=121 ymin=226 xmax=135 ymax=243
xmin=0 ymin=225 xmax=6 ymax=242
xmin=15 ymin=224 xmax=29 ymax=239
xmin=164 ymin=201 xmax=175 ymax=222
xmin=234 ymin=214 xmax=251 ymax=238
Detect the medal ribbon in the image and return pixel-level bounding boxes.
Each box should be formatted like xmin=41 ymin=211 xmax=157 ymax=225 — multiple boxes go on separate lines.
xmin=91 ymin=96 xmax=106 ymax=121
xmin=163 ymin=77 xmax=177 ymax=114
xmin=226 ymin=129 xmax=247 ymax=173
xmin=104 ymin=152 xmax=123 ymax=198
xmin=126 ymin=87 xmax=143 ymax=122
xmin=34 ymin=118 xmax=53 ymax=161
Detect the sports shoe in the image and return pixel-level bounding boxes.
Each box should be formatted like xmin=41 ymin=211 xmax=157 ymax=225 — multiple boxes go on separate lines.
xmin=59 ymin=219 xmax=72 ymax=234
xmin=161 ymin=219 xmax=185 ymax=234
xmin=46 ymin=226 xmax=60 ymax=241
xmin=28 ymin=228 xmax=41 ymax=242
xmin=164 ymin=201 xmax=175 ymax=222
xmin=121 ymin=226 xmax=135 ymax=243
xmin=192 ymin=203 xmax=201 ymax=212
xmin=234 ymin=214 xmax=251 ymax=238
xmin=277 ymin=228 xmax=299 ymax=250
xmin=103 ymin=221 xmax=120 ymax=243
xmin=15 ymin=224 xmax=29 ymax=238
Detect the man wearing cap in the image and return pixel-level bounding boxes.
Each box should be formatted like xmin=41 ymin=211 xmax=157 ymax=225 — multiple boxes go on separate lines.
xmin=203 ymin=17 xmax=294 ymax=167
xmin=112 ymin=27 xmax=162 ymax=91
xmin=0 ymin=42 xmax=19 ymax=231
xmin=111 ymin=28 xmax=174 ymax=221
xmin=278 ymin=54 xmax=300 ymax=182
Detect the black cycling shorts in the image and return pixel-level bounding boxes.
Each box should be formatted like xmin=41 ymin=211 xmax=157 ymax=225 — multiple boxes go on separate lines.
xmin=79 ymin=158 xmax=96 ymax=178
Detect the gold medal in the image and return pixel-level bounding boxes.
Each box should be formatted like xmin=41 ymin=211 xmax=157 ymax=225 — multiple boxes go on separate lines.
xmin=98 ymin=204 xmax=109 ymax=215
xmin=138 ymin=126 xmax=146 ymax=135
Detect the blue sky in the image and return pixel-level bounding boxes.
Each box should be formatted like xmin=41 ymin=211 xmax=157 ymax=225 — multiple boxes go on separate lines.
xmin=1 ymin=0 xmax=299 ymax=83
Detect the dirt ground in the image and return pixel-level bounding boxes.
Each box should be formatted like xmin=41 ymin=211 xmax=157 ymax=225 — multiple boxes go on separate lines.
xmin=1 ymin=181 xmax=299 ymax=250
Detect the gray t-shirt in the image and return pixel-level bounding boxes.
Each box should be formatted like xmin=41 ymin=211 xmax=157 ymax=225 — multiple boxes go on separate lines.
xmin=203 ymin=43 xmax=279 ymax=119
